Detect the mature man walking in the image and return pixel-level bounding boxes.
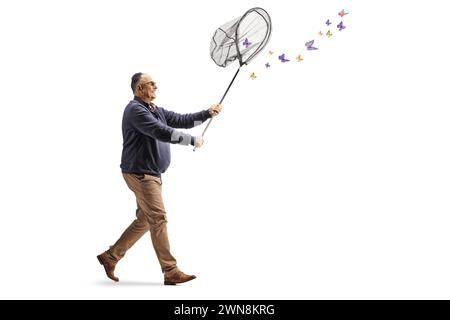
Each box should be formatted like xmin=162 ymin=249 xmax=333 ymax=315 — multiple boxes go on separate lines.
xmin=97 ymin=73 xmax=222 ymax=285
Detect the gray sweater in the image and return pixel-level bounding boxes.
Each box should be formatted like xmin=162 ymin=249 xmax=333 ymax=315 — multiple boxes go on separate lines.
xmin=120 ymin=97 xmax=211 ymax=176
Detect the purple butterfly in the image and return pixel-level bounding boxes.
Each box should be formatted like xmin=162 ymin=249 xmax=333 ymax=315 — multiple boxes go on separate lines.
xmin=326 ymin=19 xmax=332 ymax=26
xmin=278 ymin=54 xmax=290 ymax=62
xmin=305 ymin=40 xmax=318 ymax=50
xmin=243 ymin=38 xmax=251 ymax=48
xmin=337 ymin=21 xmax=346 ymax=31
xmin=265 ymin=62 xmax=271 ymax=68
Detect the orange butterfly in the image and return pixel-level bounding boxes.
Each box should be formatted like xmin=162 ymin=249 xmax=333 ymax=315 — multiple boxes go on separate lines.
xmin=338 ymin=9 xmax=348 ymax=17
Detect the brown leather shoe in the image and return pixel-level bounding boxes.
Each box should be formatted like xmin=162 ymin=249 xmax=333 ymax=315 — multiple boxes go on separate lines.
xmin=164 ymin=270 xmax=196 ymax=285
xmin=97 ymin=252 xmax=119 ymax=282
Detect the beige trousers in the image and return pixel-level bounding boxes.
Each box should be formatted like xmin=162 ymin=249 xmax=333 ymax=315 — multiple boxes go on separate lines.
xmin=108 ymin=173 xmax=177 ymax=273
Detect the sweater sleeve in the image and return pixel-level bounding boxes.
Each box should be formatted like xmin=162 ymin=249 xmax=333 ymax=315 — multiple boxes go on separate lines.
xmin=161 ymin=108 xmax=212 ymax=129
xmin=130 ymin=105 xmax=194 ymax=145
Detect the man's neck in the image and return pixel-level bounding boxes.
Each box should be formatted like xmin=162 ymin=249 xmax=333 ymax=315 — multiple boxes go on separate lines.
xmin=134 ymin=96 xmax=155 ymax=110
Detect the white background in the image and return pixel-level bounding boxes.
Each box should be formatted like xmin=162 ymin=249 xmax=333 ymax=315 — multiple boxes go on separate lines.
xmin=1 ymin=0 xmax=449 ymax=299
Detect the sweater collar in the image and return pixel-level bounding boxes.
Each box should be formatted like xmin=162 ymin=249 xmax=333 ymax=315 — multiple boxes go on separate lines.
xmin=134 ymin=96 xmax=149 ymax=107
xmin=134 ymin=96 xmax=156 ymax=111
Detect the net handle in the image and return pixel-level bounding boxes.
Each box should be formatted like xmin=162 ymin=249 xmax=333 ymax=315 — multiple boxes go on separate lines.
xmin=193 ymin=66 xmax=241 ymax=151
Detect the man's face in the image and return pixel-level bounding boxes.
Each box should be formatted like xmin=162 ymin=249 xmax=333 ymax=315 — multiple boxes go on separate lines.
xmin=137 ymin=74 xmax=157 ymax=102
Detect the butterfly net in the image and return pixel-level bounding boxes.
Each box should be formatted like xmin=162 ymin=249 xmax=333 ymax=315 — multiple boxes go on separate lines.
xmin=210 ymin=7 xmax=272 ymax=68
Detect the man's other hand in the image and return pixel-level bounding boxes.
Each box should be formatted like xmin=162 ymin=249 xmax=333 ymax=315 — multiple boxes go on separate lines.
xmin=195 ymin=136 xmax=204 ymax=148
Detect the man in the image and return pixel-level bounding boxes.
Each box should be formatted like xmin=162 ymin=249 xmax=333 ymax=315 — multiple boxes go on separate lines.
xmin=97 ymin=72 xmax=222 ymax=285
